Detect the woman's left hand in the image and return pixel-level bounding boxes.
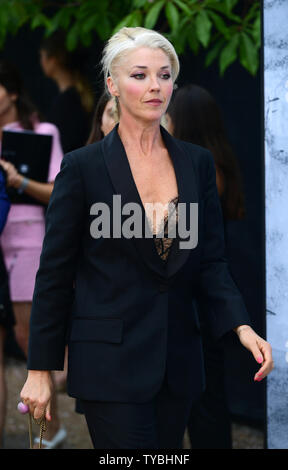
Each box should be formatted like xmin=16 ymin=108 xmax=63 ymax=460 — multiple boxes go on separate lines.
xmin=0 ymin=159 xmax=23 ymax=188
xmin=234 ymin=325 xmax=274 ymax=381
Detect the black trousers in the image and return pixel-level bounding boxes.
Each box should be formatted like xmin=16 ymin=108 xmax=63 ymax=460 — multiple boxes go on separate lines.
xmin=81 ymin=372 xmax=195 ymax=449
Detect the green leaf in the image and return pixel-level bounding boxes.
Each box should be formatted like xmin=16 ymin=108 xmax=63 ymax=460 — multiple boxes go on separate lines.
xmin=132 ymin=0 xmax=147 ymax=7
xmin=205 ymin=1 xmax=227 ymax=15
xmin=54 ymin=7 xmax=73 ymax=30
xmin=130 ymin=10 xmax=143 ymax=27
xmin=178 ymin=15 xmax=190 ymax=30
xmin=173 ymin=0 xmax=193 ymax=17
xmin=225 ymin=0 xmax=238 ymax=13
xmin=243 ymin=3 xmax=260 ymax=24
xmin=82 ymin=15 xmax=98 ymax=34
xmin=144 ymin=0 xmax=165 ymax=29
xmin=112 ymin=13 xmax=134 ymax=34
xmin=187 ymin=24 xmax=200 ymax=55
xmin=239 ymin=32 xmax=259 ymax=75
xmin=66 ymin=23 xmax=80 ymax=51
xmin=44 ymin=7 xmax=74 ymax=37
xmin=165 ymin=2 xmax=179 ymax=33
xmin=207 ymin=2 xmax=241 ymax=23
xmin=207 ymin=10 xmax=229 ymax=38
xmin=219 ymin=34 xmax=239 ymax=76
xmin=11 ymin=1 xmax=28 ymax=26
xmin=77 ymin=2 xmax=95 ymax=20
xmin=251 ymin=15 xmax=261 ymax=48
xmin=195 ymin=10 xmax=212 ymax=48
xmin=95 ymin=16 xmax=111 ymax=40
xmin=170 ymin=19 xmax=190 ymax=54
xmin=205 ymin=38 xmax=224 ymax=67
xmin=30 ymin=13 xmax=50 ymax=30
xmin=80 ymin=28 xmax=92 ymax=48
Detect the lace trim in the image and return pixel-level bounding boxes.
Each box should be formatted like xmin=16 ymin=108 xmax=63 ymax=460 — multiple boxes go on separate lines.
xmin=153 ymin=195 xmax=179 ymax=262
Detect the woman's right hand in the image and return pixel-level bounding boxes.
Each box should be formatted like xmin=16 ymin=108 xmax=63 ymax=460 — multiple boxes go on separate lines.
xmin=20 ymin=370 xmax=53 ymax=421
xmin=0 ymin=160 xmax=22 ymax=188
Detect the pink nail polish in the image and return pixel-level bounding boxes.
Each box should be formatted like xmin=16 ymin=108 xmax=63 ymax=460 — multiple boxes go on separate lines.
xmin=257 ymin=357 xmax=263 ymax=363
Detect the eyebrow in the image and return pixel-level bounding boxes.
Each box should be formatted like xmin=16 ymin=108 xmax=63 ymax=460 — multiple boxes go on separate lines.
xmin=130 ymin=65 xmax=171 ymax=70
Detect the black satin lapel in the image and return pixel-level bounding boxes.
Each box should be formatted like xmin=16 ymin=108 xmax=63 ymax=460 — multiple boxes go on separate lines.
xmin=101 ymin=124 xmax=166 ymax=278
xmin=160 ymin=127 xmax=198 ymax=278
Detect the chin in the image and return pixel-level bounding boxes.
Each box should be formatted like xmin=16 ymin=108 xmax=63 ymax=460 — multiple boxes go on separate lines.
xmin=139 ymin=110 xmax=163 ymax=123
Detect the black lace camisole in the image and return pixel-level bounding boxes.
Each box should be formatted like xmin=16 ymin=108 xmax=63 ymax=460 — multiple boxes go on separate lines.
xmin=152 ymin=195 xmax=179 ymax=262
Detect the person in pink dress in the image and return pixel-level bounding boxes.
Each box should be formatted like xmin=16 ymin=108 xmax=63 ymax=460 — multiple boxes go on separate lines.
xmin=0 ymin=60 xmax=66 ymax=448
xmin=0 ymin=166 xmax=13 ymax=447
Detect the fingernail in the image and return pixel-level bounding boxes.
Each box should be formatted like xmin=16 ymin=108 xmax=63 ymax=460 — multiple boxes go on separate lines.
xmin=257 ymin=357 xmax=263 ymax=363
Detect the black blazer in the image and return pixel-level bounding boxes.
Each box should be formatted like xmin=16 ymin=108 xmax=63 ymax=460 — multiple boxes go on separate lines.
xmin=27 ymin=123 xmax=251 ymax=404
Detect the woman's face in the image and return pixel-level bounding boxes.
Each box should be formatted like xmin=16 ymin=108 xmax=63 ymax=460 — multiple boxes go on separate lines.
xmin=107 ymin=47 xmax=173 ymax=124
xmin=101 ymin=99 xmax=117 ymax=136
xmin=0 ymin=84 xmax=17 ymax=119
xmin=39 ymin=49 xmax=56 ymax=77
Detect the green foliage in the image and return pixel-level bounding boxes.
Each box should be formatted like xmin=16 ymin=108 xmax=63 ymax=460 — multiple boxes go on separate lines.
xmin=144 ymin=1 xmax=165 ymax=29
xmin=0 ymin=0 xmax=261 ymax=77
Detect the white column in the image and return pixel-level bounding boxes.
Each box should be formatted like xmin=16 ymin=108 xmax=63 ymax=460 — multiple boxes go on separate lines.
xmin=264 ymin=0 xmax=288 ymax=449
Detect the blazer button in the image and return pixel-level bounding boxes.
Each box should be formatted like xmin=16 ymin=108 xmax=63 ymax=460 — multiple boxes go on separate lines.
xmin=159 ymin=283 xmax=168 ymax=293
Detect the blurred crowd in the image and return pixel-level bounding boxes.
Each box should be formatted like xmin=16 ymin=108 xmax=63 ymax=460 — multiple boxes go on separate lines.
xmin=0 ymin=30 xmax=246 ymax=449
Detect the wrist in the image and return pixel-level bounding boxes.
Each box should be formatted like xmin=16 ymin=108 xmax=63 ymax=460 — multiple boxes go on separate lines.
xmin=233 ymin=324 xmax=252 ymax=336
xmin=28 ymin=370 xmax=51 ymax=377
xmin=17 ymin=176 xmax=30 ymax=192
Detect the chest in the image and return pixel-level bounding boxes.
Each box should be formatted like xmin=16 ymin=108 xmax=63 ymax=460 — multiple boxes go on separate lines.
xmin=126 ymin=150 xmax=178 ymax=206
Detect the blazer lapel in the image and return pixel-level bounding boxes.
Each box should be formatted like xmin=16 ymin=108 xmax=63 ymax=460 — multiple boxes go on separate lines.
xmin=160 ymin=126 xmax=198 ymax=278
xmin=101 ymin=123 xmax=198 ymax=280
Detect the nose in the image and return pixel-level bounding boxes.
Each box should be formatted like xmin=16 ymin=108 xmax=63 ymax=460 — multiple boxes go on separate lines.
xmin=149 ymin=75 xmax=161 ymax=92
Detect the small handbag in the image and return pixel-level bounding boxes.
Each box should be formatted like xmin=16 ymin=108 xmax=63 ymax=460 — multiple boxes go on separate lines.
xmin=18 ymin=402 xmax=46 ymax=449
xmin=28 ymin=414 xmax=47 ymax=449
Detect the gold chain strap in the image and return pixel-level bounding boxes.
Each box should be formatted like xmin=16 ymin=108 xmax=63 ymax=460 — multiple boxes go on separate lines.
xmin=28 ymin=413 xmax=47 ymax=449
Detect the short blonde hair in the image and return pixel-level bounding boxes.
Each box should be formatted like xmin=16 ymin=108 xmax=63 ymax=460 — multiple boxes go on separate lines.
xmin=101 ymin=26 xmax=180 ymax=97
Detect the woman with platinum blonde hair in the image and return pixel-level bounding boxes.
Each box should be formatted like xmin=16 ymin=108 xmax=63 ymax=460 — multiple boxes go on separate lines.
xmin=20 ymin=27 xmax=273 ymax=449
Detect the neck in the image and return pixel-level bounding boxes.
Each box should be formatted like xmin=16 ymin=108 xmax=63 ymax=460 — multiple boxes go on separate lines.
xmin=0 ymin=105 xmax=18 ymax=133
xmin=52 ymin=68 xmax=75 ymax=92
xmin=117 ymin=113 xmax=164 ymax=158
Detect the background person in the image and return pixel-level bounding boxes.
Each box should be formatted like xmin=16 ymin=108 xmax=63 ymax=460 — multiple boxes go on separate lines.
xmin=166 ymin=83 xmax=247 ymax=448
xmin=40 ymin=30 xmax=94 ymax=153
xmin=0 ymin=60 xmax=66 ymax=448
xmin=86 ymin=91 xmax=118 ymax=145
xmin=0 ymin=166 xmax=14 ymax=447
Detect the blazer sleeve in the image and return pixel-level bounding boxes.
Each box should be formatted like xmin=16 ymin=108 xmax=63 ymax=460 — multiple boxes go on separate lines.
xmin=198 ymin=150 xmax=252 ymax=340
xmin=27 ymin=152 xmax=85 ymax=370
